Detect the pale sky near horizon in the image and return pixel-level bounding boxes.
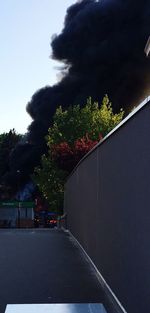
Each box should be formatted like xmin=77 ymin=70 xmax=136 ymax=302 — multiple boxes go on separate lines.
xmin=0 ymin=0 xmax=76 ymax=134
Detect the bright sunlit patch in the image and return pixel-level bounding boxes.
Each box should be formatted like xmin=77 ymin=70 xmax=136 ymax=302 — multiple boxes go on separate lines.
xmin=144 ymin=36 xmax=150 ymax=56
xmin=5 ymin=303 xmax=107 ymax=313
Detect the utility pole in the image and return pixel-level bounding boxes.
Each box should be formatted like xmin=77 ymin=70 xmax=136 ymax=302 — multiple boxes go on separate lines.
xmin=17 ymin=170 xmax=21 ymax=228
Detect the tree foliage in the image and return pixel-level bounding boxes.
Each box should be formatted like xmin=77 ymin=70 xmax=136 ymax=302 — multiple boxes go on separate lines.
xmin=0 ymin=129 xmax=22 ymax=179
xmin=51 ymin=136 xmax=99 ymax=172
xmin=47 ymin=95 xmax=124 ymax=147
xmin=33 ymin=155 xmax=67 ymax=214
xmin=33 ymin=96 xmax=124 ymax=213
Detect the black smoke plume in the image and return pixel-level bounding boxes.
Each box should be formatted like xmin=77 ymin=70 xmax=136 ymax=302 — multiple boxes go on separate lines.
xmin=3 ymin=0 xmax=150 ymax=191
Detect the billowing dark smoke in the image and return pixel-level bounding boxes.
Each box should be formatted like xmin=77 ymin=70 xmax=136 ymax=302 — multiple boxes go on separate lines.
xmin=27 ymin=0 xmax=150 ymax=140
xmin=5 ymin=0 xmax=150 ymax=189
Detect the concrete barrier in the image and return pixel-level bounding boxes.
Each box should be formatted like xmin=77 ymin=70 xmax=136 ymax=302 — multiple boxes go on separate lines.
xmin=64 ymin=97 xmax=150 ymax=313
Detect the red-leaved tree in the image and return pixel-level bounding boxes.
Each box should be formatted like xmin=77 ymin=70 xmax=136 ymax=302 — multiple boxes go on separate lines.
xmin=33 ymin=96 xmax=124 ymax=212
xmin=51 ymin=134 xmax=101 ymax=172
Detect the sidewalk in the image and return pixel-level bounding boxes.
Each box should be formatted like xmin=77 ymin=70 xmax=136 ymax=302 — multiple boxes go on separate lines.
xmin=0 ymin=229 xmax=106 ymax=313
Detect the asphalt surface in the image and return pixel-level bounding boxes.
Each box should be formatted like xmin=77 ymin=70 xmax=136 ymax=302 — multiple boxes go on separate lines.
xmin=0 ymin=229 xmax=104 ymax=313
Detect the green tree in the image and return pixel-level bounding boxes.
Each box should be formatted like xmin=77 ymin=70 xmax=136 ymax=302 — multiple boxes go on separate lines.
xmin=33 ymin=155 xmax=67 ymax=214
xmin=0 ymin=129 xmax=22 ymax=179
xmin=47 ymin=95 xmax=124 ymax=147
xmin=33 ymin=96 xmax=124 ymax=213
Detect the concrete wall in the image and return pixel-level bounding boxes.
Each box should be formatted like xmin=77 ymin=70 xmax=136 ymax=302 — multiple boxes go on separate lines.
xmin=64 ymin=98 xmax=150 ymax=313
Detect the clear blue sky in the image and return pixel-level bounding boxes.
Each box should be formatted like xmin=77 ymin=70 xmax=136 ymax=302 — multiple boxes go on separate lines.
xmin=0 ymin=0 xmax=75 ymax=134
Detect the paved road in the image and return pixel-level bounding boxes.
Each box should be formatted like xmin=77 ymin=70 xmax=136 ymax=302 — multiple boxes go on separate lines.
xmin=0 ymin=229 xmax=104 ymax=313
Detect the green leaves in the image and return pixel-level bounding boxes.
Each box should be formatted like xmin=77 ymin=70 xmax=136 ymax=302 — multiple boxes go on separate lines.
xmin=0 ymin=129 xmax=22 ymax=179
xmin=33 ymin=95 xmax=124 ymax=213
xmin=32 ymin=155 xmax=67 ymax=214
xmin=47 ymin=95 xmax=124 ymax=147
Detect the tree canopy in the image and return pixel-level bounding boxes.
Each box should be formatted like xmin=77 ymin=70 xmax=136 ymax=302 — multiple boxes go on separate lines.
xmin=47 ymin=95 xmax=124 ymax=146
xmin=0 ymin=129 xmax=22 ymax=179
xmin=33 ymin=96 xmax=124 ymax=213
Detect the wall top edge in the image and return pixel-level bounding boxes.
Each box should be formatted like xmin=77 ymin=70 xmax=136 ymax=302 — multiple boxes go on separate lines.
xmin=66 ymin=95 xmax=150 ymax=181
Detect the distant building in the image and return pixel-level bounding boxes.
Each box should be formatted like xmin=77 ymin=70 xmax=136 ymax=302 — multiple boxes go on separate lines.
xmin=0 ymin=201 xmax=34 ymax=228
